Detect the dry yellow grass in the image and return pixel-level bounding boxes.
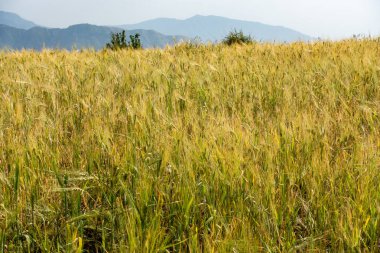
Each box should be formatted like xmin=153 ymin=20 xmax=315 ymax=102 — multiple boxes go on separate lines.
xmin=0 ymin=39 xmax=380 ymax=252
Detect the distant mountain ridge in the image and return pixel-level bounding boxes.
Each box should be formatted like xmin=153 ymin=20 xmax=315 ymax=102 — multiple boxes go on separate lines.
xmin=121 ymin=15 xmax=313 ymax=42
xmin=0 ymin=11 xmax=313 ymax=50
xmin=0 ymin=24 xmax=186 ymax=50
xmin=0 ymin=10 xmax=37 ymax=29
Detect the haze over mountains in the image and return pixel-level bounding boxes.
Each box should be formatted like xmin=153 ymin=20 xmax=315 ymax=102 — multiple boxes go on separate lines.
xmin=0 ymin=11 xmax=186 ymax=50
xmin=0 ymin=10 xmax=313 ymax=50
xmin=0 ymin=24 xmax=186 ymax=50
xmin=121 ymin=15 xmax=312 ymax=42
xmin=0 ymin=10 xmax=37 ymax=29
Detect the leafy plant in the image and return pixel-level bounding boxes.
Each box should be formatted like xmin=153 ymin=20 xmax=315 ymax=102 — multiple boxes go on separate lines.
xmin=129 ymin=33 xmax=142 ymax=49
xmin=223 ymin=29 xmax=253 ymax=45
xmin=106 ymin=30 xmax=142 ymax=50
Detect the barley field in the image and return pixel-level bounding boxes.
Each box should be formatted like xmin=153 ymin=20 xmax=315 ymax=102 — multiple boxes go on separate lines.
xmin=0 ymin=39 xmax=380 ymax=252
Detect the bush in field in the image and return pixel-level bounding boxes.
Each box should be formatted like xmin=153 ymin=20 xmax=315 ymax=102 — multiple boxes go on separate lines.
xmin=223 ymin=29 xmax=253 ymax=45
xmin=106 ymin=30 xmax=142 ymax=50
xmin=128 ymin=33 xmax=142 ymax=49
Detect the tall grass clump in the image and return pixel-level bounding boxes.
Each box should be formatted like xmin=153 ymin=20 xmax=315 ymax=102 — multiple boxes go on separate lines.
xmin=0 ymin=39 xmax=380 ymax=252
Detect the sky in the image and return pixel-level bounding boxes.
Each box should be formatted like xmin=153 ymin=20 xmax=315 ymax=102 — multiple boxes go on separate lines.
xmin=1 ymin=0 xmax=379 ymax=39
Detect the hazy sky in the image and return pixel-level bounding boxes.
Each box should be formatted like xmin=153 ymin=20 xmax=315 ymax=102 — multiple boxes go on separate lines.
xmin=1 ymin=0 xmax=379 ymax=38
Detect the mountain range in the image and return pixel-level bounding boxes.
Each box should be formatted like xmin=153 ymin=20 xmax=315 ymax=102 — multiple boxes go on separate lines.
xmin=0 ymin=10 xmax=37 ymax=29
xmin=0 ymin=24 xmax=186 ymax=50
xmin=0 ymin=10 xmax=313 ymax=50
xmin=121 ymin=15 xmax=312 ymax=42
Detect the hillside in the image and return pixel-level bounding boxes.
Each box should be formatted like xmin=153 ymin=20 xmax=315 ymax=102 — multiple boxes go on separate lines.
xmin=0 ymin=24 xmax=187 ymax=50
xmin=1 ymin=40 xmax=379 ymax=252
xmin=0 ymin=10 xmax=37 ymax=29
xmin=0 ymin=11 xmax=312 ymax=49
xmin=121 ymin=15 xmax=313 ymax=42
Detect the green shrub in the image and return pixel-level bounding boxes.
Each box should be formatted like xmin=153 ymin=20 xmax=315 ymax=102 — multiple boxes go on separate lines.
xmin=223 ymin=29 xmax=253 ymax=45
xmin=106 ymin=30 xmax=142 ymax=50
xmin=128 ymin=33 xmax=142 ymax=49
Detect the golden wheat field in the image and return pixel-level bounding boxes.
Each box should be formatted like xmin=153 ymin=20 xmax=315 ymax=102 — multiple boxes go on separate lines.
xmin=0 ymin=39 xmax=380 ymax=252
